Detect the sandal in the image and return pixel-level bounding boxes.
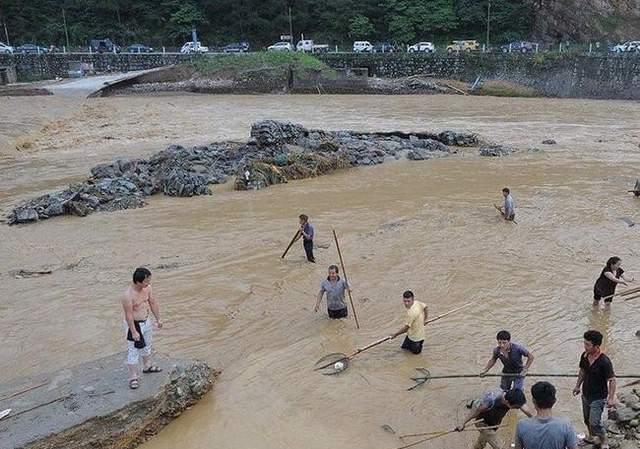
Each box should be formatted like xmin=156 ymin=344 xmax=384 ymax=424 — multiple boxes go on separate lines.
xmin=143 ymin=366 xmax=162 ymax=373
xmin=129 ymin=378 xmax=139 ymax=389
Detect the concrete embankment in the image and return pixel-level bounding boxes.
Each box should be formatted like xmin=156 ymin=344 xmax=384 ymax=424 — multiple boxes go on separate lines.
xmin=0 ymin=354 xmax=215 ymax=449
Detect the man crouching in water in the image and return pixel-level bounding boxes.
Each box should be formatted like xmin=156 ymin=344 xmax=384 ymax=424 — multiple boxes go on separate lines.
xmin=122 ymin=267 xmax=163 ymax=389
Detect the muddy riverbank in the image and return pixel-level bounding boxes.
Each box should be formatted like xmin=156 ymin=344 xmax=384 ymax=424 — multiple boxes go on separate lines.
xmin=1 ymin=94 xmax=640 ymax=449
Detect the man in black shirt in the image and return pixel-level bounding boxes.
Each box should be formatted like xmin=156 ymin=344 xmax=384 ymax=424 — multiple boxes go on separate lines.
xmin=572 ymin=330 xmax=616 ymax=449
xmin=455 ymin=388 xmax=531 ymax=449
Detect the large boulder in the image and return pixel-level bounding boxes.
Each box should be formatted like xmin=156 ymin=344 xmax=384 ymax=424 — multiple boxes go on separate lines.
xmin=250 ymin=120 xmax=307 ymax=147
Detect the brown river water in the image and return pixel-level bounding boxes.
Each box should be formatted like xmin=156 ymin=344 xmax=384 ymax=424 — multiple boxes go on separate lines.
xmin=1 ymin=94 xmax=640 ymax=448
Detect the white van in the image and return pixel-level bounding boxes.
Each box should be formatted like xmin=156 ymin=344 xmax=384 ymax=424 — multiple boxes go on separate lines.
xmin=353 ymin=41 xmax=373 ymax=53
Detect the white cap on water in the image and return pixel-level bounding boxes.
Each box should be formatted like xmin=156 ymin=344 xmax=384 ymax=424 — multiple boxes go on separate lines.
xmin=334 ymin=361 xmax=345 ymax=371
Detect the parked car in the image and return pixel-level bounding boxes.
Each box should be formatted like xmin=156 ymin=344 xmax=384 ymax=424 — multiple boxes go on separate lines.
xmin=446 ymin=40 xmax=480 ymax=53
xmin=223 ymin=42 xmax=249 ymax=53
xmin=407 ymin=42 xmax=435 ymax=53
xmin=500 ymin=41 xmax=537 ymax=53
xmin=267 ymin=41 xmax=293 ymax=52
xmin=127 ymin=43 xmax=153 ymax=53
xmin=0 ymin=42 xmax=13 ymax=54
xmin=296 ymin=39 xmax=329 ymax=53
xmin=372 ymin=42 xmax=397 ymax=53
xmin=353 ymin=41 xmax=373 ymax=53
xmin=90 ymin=38 xmax=120 ymax=53
xmin=15 ymin=43 xmax=48 ymax=54
xmin=612 ymin=41 xmax=640 ymax=53
xmin=180 ymin=41 xmax=209 ymax=54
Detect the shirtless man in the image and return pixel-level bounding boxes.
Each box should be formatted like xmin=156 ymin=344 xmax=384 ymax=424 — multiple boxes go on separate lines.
xmin=121 ymin=267 xmax=163 ymax=389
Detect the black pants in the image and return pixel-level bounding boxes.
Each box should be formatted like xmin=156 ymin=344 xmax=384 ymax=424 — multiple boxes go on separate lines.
xmin=303 ymin=239 xmax=315 ymax=262
xmin=328 ymin=308 xmax=348 ymax=319
xmin=401 ymin=336 xmax=424 ymax=354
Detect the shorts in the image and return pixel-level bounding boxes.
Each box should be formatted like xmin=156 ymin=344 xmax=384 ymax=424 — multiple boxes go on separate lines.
xmin=500 ymin=371 xmax=525 ymax=391
xmin=328 ymin=308 xmax=348 ymax=319
xmin=593 ymin=289 xmax=613 ymax=303
xmin=124 ymin=319 xmax=153 ymax=365
xmin=401 ymin=336 xmax=424 ymax=354
xmin=582 ymin=396 xmax=606 ymax=437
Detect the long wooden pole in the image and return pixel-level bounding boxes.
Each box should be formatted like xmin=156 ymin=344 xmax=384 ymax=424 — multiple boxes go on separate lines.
xmin=281 ymin=230 xmax=301 ymax=259
xmin=332 ymin=229 xmax=360 ymax=329
xmin=599 ymin=285 xmax=640 ymax=302
xmin=425 ymin=302 xmax=474 ymax=325
xmin=0 ymin=380 xmax=49 ymax=402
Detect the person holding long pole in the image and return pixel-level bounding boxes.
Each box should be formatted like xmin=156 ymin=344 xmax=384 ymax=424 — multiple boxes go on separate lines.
xmin=315 ymin=264 xmax=351 ymax=319
xmin=455 ymin=388 xmax=531 ymax=449
xmin=389 ymin=290 xmax=428 ymax=355
xmin=299 ymin=214 xmax=315 ymax=263
xmin=593 ymin=256 xmax=634 ymax=309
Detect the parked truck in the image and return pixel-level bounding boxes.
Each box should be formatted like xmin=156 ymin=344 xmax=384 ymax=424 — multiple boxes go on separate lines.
xmin=296 ymin=39 xmax=329 ymax=53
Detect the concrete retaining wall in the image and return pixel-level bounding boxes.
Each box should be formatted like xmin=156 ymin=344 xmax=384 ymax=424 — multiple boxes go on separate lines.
xmin=317 ymin=53 xmax=640 ymax=99
xmin=2 ymin=52 xmax=640 ymax=99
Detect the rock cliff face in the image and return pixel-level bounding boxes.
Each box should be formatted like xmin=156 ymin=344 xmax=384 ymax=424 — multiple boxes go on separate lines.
xmin=533 ymin=0 xmax=640 ymax=41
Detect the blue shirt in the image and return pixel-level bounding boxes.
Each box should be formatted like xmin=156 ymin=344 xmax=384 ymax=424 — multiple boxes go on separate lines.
xmin=516 ymin=416 xmax=577 ymax=449
xmin=492 ymin=342 xmax=530 ymax=373
xmin=504 ymin=194 xmax=515 ymax=217
xmin=303 ymin=223 xmax=314 ymax=241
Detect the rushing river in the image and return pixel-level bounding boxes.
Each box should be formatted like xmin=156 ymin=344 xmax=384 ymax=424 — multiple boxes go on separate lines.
xmin=1 ymin=94 xmax=639 ymax=448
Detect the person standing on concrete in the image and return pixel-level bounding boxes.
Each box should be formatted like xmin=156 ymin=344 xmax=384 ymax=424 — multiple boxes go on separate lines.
xmin=515 ymin=381 xmax=578 ymax=449
xmin=499 ymin=187 xmax=516 ymax=221
xmin=121 ymin=267 xmax=163 ymax=389
xmin=299 ymin=214 xmax=315 ymax=263
xmin=315 ymin=265 xmax=351 ymax=318
xmin=480 ymin=330 xmax=535 ymax=391
xmin=455 ymin=388 xmax=531 ymax=449
xmin=388 ymin=290 xmax=428 ymax=354
xmin=593 ymin=256 xmax=633 ymax=308
xmin=572 ymin=330 xmax=616 ymax=449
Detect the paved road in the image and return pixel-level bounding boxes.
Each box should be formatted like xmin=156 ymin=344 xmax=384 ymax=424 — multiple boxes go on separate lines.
xmin=45 ymin=71 xmax=148 ymax=97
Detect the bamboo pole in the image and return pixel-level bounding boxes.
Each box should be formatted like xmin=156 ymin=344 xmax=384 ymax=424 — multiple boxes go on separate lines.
xmin=0 ymin=380 xmax=49 ymax=402
xmin=332 ymin=229 xmax=360 ymax=329
xmin=599 ymin=285 xmax=640 ymax=302
xmin=281 ymin=230 xmax=301 ymax=259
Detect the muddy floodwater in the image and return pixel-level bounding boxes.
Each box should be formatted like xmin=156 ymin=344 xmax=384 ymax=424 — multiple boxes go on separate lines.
xmin=1 ymin=94 xmax=640 ymax=449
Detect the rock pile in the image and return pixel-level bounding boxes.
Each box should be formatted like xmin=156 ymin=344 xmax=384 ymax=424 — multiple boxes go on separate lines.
xmin=8 ymin=120 xmax=518 ymax=225
xmin=605 ymin=389 xmax=640 ymax=448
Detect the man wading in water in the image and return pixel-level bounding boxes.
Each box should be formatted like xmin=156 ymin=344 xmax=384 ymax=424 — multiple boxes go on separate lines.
xmin=315 ymin=265 xmax=351 ymax=318
xmin=593 ymin=256 xmax=633 ymax=309
xmin=455 ymin=388 xmax=531 ymax=449
xmin=388 ymin=290 xmax=428 ymax=354
xmin=497 ymin=187 xmax=516 ymax=221
xmin=121 ymin=267 xmax=163 ymax=389
xmin=480 ymin=330 xmax=535 ymax=391
xmin=573 ymin=330 xmax=617 ymax=449
xmin=299 ymin=214 xmax=315 ymax=263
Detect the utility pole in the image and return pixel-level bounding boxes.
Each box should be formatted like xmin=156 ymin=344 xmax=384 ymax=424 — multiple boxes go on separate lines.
xmin=62 ymin=8 xmax=70 ymax=50
xmin=288 ymin=6 xmax=293 ymax=43
xmin=486 ymin=0 xmax=491 ymax=50
xmin=2 ymin=18 xmax=9 ymax=46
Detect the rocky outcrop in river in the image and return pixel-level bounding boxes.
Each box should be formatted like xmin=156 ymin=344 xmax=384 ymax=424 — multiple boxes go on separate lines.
xmin=8 ymin=120 xmax=517 ymax=225
xmin=1 ymin=354 xmax=215 ymax=449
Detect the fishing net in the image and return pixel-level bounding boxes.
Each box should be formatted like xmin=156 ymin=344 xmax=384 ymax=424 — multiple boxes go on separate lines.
xmin=407 ymin=368 xmax=431 ymax=390
xmin=313 ymin=353 xmax=350 ymax=375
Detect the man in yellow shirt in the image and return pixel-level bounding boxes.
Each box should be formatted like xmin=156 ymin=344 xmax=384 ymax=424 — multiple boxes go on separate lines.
xmin=389 ymin=290 xmax=429 ymax=354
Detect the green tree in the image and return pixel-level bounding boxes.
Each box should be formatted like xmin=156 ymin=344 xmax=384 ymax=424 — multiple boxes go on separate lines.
xmin=348 ymin=15 xmax=374 ymax=38
xmin=167 ymin=1 xmax=207 ymax=40
xmin=388 ymin=15 xmax=415 ymax=44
